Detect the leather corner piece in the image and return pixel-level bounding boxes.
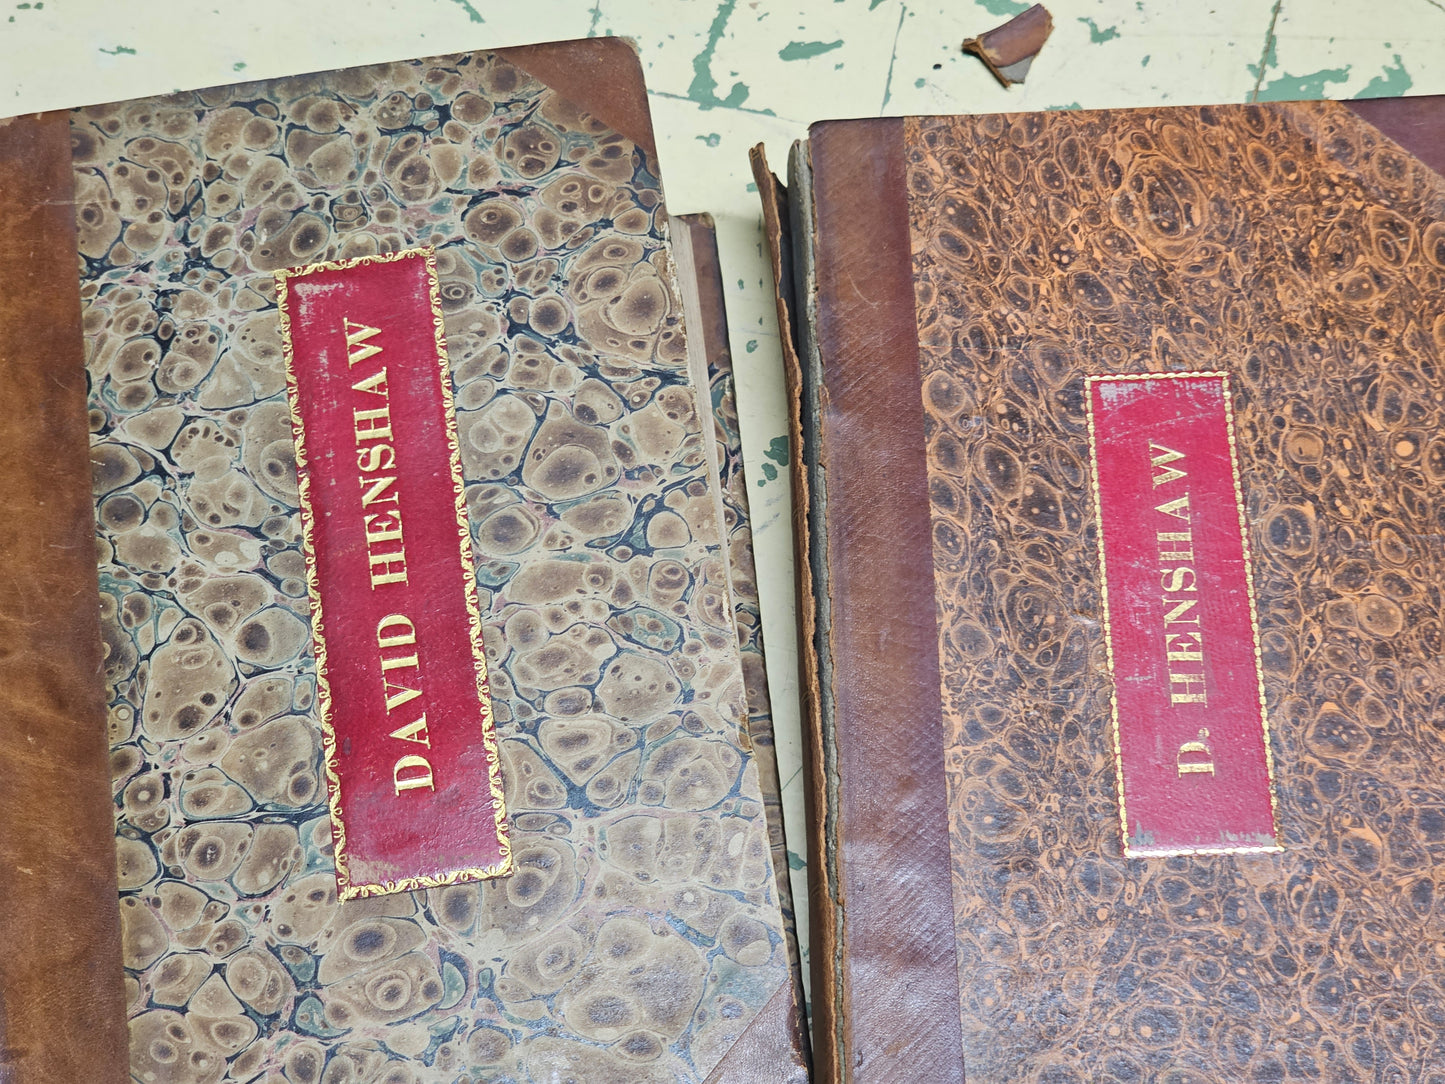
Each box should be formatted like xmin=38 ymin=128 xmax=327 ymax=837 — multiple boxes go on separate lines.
xmin=962 ymin=2 xmax=1053 ymax=87
xmin=1340 ymin=94 xmax=1445 ymax=180
xmin=495 ymin=37 xmax=657 ymax=159
xmin=703 ymin=979 xmax=811 ymax=1084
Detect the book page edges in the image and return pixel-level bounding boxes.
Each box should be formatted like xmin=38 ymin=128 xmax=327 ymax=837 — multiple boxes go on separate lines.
xmin=751 ymin=140 xmax=852 ymax=1082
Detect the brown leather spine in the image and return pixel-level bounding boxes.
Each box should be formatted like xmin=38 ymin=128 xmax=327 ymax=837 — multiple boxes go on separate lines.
xmin=0 ymin=111 xmax=129 ymax=1084
xmin=804 ymin=119 xmax=966 ymax=1083
xmin=495 ymin=37 xmax=658 ymax=159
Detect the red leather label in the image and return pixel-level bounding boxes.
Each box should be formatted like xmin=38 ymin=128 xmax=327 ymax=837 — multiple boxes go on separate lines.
xmin=1086 ymin=373 xmax=1279 ymax=857
xmin=278 ymin=248 xmax=509 ymax=897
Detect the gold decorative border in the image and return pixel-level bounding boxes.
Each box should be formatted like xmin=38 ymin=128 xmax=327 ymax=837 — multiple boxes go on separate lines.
xmin=276 ymin=246 xmax=511 ymax=900
xmin=1083 ymin=369 xmax=1282 ymax=859
xmin=1219 ymin=369 xmax=1284 ymax=854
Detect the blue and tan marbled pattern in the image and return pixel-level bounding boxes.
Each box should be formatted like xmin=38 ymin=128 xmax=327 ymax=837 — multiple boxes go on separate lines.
xmin=702 ymin=286 xmax=803 ymax=989
xmin=81 ymin=49 xmax=788 ymax=1084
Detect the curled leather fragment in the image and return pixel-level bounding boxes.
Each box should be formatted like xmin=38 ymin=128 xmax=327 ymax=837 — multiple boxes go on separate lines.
xmin=962 ymin=3 xmax=1053 ymax=87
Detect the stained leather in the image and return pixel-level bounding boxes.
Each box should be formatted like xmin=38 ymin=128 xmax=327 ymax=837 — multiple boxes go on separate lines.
xmin=781 ymin=120 xmax=968 ymax=1084
xmin=0 ymin=111 xmax=129 ymax=1084
xmin=907 ymin=100 xmax=1445 ymax=1079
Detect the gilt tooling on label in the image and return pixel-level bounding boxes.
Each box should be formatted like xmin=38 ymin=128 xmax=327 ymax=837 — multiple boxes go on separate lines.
xmin=1086 ymin=371 xmax=1279 ymax=856
xmin=278 ymin=247 xmax=509 ymax=898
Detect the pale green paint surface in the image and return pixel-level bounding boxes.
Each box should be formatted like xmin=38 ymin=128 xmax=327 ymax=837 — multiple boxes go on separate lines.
xmin=1357 ymin=54 xmax=1412 ymax=98
xmin=1256 ymin=64 xmax=1353 ymax=101
xmin=688 ymin=0 xmax=751 ymax=110
xmin=764 ymin=435 xmax=789 ymax=466
xmin=976 ymin=0 xmax=1029 ymax=16
xmin=1079 ymin=17 xmax=1120 ymax=43
xmin=447 ymin=0 xmax=484 ymax=24
xmin=778 ymin=38 xmax=843 ymax=60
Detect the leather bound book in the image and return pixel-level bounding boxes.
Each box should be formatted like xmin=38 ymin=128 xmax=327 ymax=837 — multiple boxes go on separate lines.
xmin=0 ymin=39 xmax=805 ymax=1083
xmin=753 ymin=95 xmax=1445 ymax=1082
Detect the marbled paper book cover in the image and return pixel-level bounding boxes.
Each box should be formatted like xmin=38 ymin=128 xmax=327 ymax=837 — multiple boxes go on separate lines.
xmin=754 ymin=96 xmax=1445 ymax=1082
xmin=72 ymin=41 xmax=801 ymax=1082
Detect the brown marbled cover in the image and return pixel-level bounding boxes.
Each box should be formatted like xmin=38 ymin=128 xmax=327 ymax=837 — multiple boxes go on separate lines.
xmin=77 ymin=46 xmax=792 ymax=1083
xmin=908 ymin=103 xmax=1445 ymax=1079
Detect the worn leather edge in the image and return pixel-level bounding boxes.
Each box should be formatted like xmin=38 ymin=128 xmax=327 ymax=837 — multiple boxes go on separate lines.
xmin=675 ymin=209 xmax=811 ymax=1083
xmin=750 ymin=141 xmax=837 ymax=1084
xmin=806 ymin=117 xmax=966 ymax=1083
xmin=672 ymin=215 xmax=735 ymax=592
xmin=495 ymin=37 xmax=657 ymax=159
xmin=704 ymin=980 xmax=811 ymax=1084
xmin=0 ymin=111 xmax=130 ymax=1084
xmin=961 ymin=4 xmax=1053 ymax=88
xmin=1341 ymin=93 xmax=1445 ymax=179
xmin=785 ymin=138 xmax=847 ymax=1080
